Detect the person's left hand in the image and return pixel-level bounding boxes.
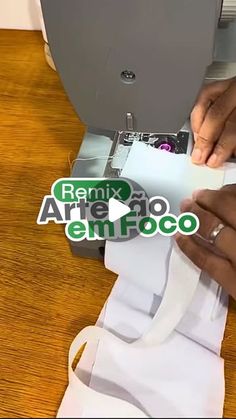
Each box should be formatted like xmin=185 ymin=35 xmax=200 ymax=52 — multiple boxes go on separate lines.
xmin=191 ymin=78 xmax=236 ymax=168
xmin=175 ymin=184 xmax=236 ymax=300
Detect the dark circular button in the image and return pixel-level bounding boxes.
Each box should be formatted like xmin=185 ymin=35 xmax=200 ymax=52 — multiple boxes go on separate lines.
xmin=121 ymin=70 xmax=136 ymax=84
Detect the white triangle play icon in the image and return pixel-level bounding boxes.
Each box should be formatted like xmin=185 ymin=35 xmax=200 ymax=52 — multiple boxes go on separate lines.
xmin=108 ymin=198 xmax=131 ymax=222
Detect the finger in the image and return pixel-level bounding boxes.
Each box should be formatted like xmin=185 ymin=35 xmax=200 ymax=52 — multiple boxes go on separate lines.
xmin=221 ymin=184 xmax=236 ymax=195
xmin=181 ymin=199 xmax=236 ymax=265
xmin=191 ymin=79 xmax=233 ymax=135
xmin=193 ymin=184 xmax=236 ymax=198
xmin=191 ymin=97 xmax=211 ymax=138
xmin=175 ymin=234 xmax=236 ymax=300
xmin=192 ymin=184 xmax=236 ymax=204
xmin=181 ymin=199 xmax=220 ymax=240
xmin=193 ymin=189 xmax=236 ymax=230
xmin=192 ymin=82 xmax=236 ymax=164
xmin=207 ymin=115 xmax=236 ymax=168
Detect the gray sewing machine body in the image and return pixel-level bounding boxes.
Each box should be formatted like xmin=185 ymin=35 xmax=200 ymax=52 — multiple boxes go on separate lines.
xmin=41 ymin=0 xmax=236 ymax=259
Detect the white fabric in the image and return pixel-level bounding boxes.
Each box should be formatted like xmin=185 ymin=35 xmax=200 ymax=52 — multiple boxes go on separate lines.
xmin=57 ymin=143 xmax=236 ymax=418
xmin=120 ymin=142 xmax=225 ymax=215
xmin=58 ymin=326 xmax=149 ymax=418
xmin=57 ymin=324 xmax=224 ymax=418
xmin=132 ymin=243 xmax=201 ymax=347
xmin=105 ymin=143 xmax=228 ymax=353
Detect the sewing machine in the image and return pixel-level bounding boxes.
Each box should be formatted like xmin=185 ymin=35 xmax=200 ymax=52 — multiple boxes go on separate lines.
xmin=41 ymin=0 xmax=236 ymax=259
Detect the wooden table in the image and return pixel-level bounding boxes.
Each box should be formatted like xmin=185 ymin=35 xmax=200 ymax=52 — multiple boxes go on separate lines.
xmin=0 ymin=30 xmax=235 ymax=418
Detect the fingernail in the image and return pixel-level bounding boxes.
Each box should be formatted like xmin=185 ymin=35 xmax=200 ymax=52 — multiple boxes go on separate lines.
xmin=207 ymin=153 xmax=219 ymax=168
xmin=192 ymin=148 xmax=202 ymax=163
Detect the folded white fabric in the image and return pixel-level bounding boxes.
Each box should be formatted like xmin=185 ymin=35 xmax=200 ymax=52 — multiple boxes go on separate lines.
xmin=88 ymin=323 xmax=225 ymax=418
xmin=105 ymin=142 xmax=230 ymax=353
xmin=57 ymin=324 xmax=224 ymax=418
xmin=57 ymin=143 xmax=236 ymax=418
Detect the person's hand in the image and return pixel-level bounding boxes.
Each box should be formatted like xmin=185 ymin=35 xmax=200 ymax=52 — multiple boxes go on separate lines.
xmin=175 ymin=185 xmax=236 ymax=300
xmin=191 ymin=78 xmax=236 ymax=168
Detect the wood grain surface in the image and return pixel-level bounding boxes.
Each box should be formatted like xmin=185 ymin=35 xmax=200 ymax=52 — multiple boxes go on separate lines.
xmin=0 ymin=30 xmax=235 ymax=418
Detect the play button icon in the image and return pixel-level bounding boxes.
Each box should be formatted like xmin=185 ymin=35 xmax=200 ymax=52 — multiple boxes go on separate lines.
xmin=108 ymin=198 xmax=131 ymax=222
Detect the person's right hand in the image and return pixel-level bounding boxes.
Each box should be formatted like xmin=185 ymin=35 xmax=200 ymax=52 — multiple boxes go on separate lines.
xmin=191 ymin=77 xmax=236 ymax=168
xmin=175 ymin=185 xmax=236 ymax=300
